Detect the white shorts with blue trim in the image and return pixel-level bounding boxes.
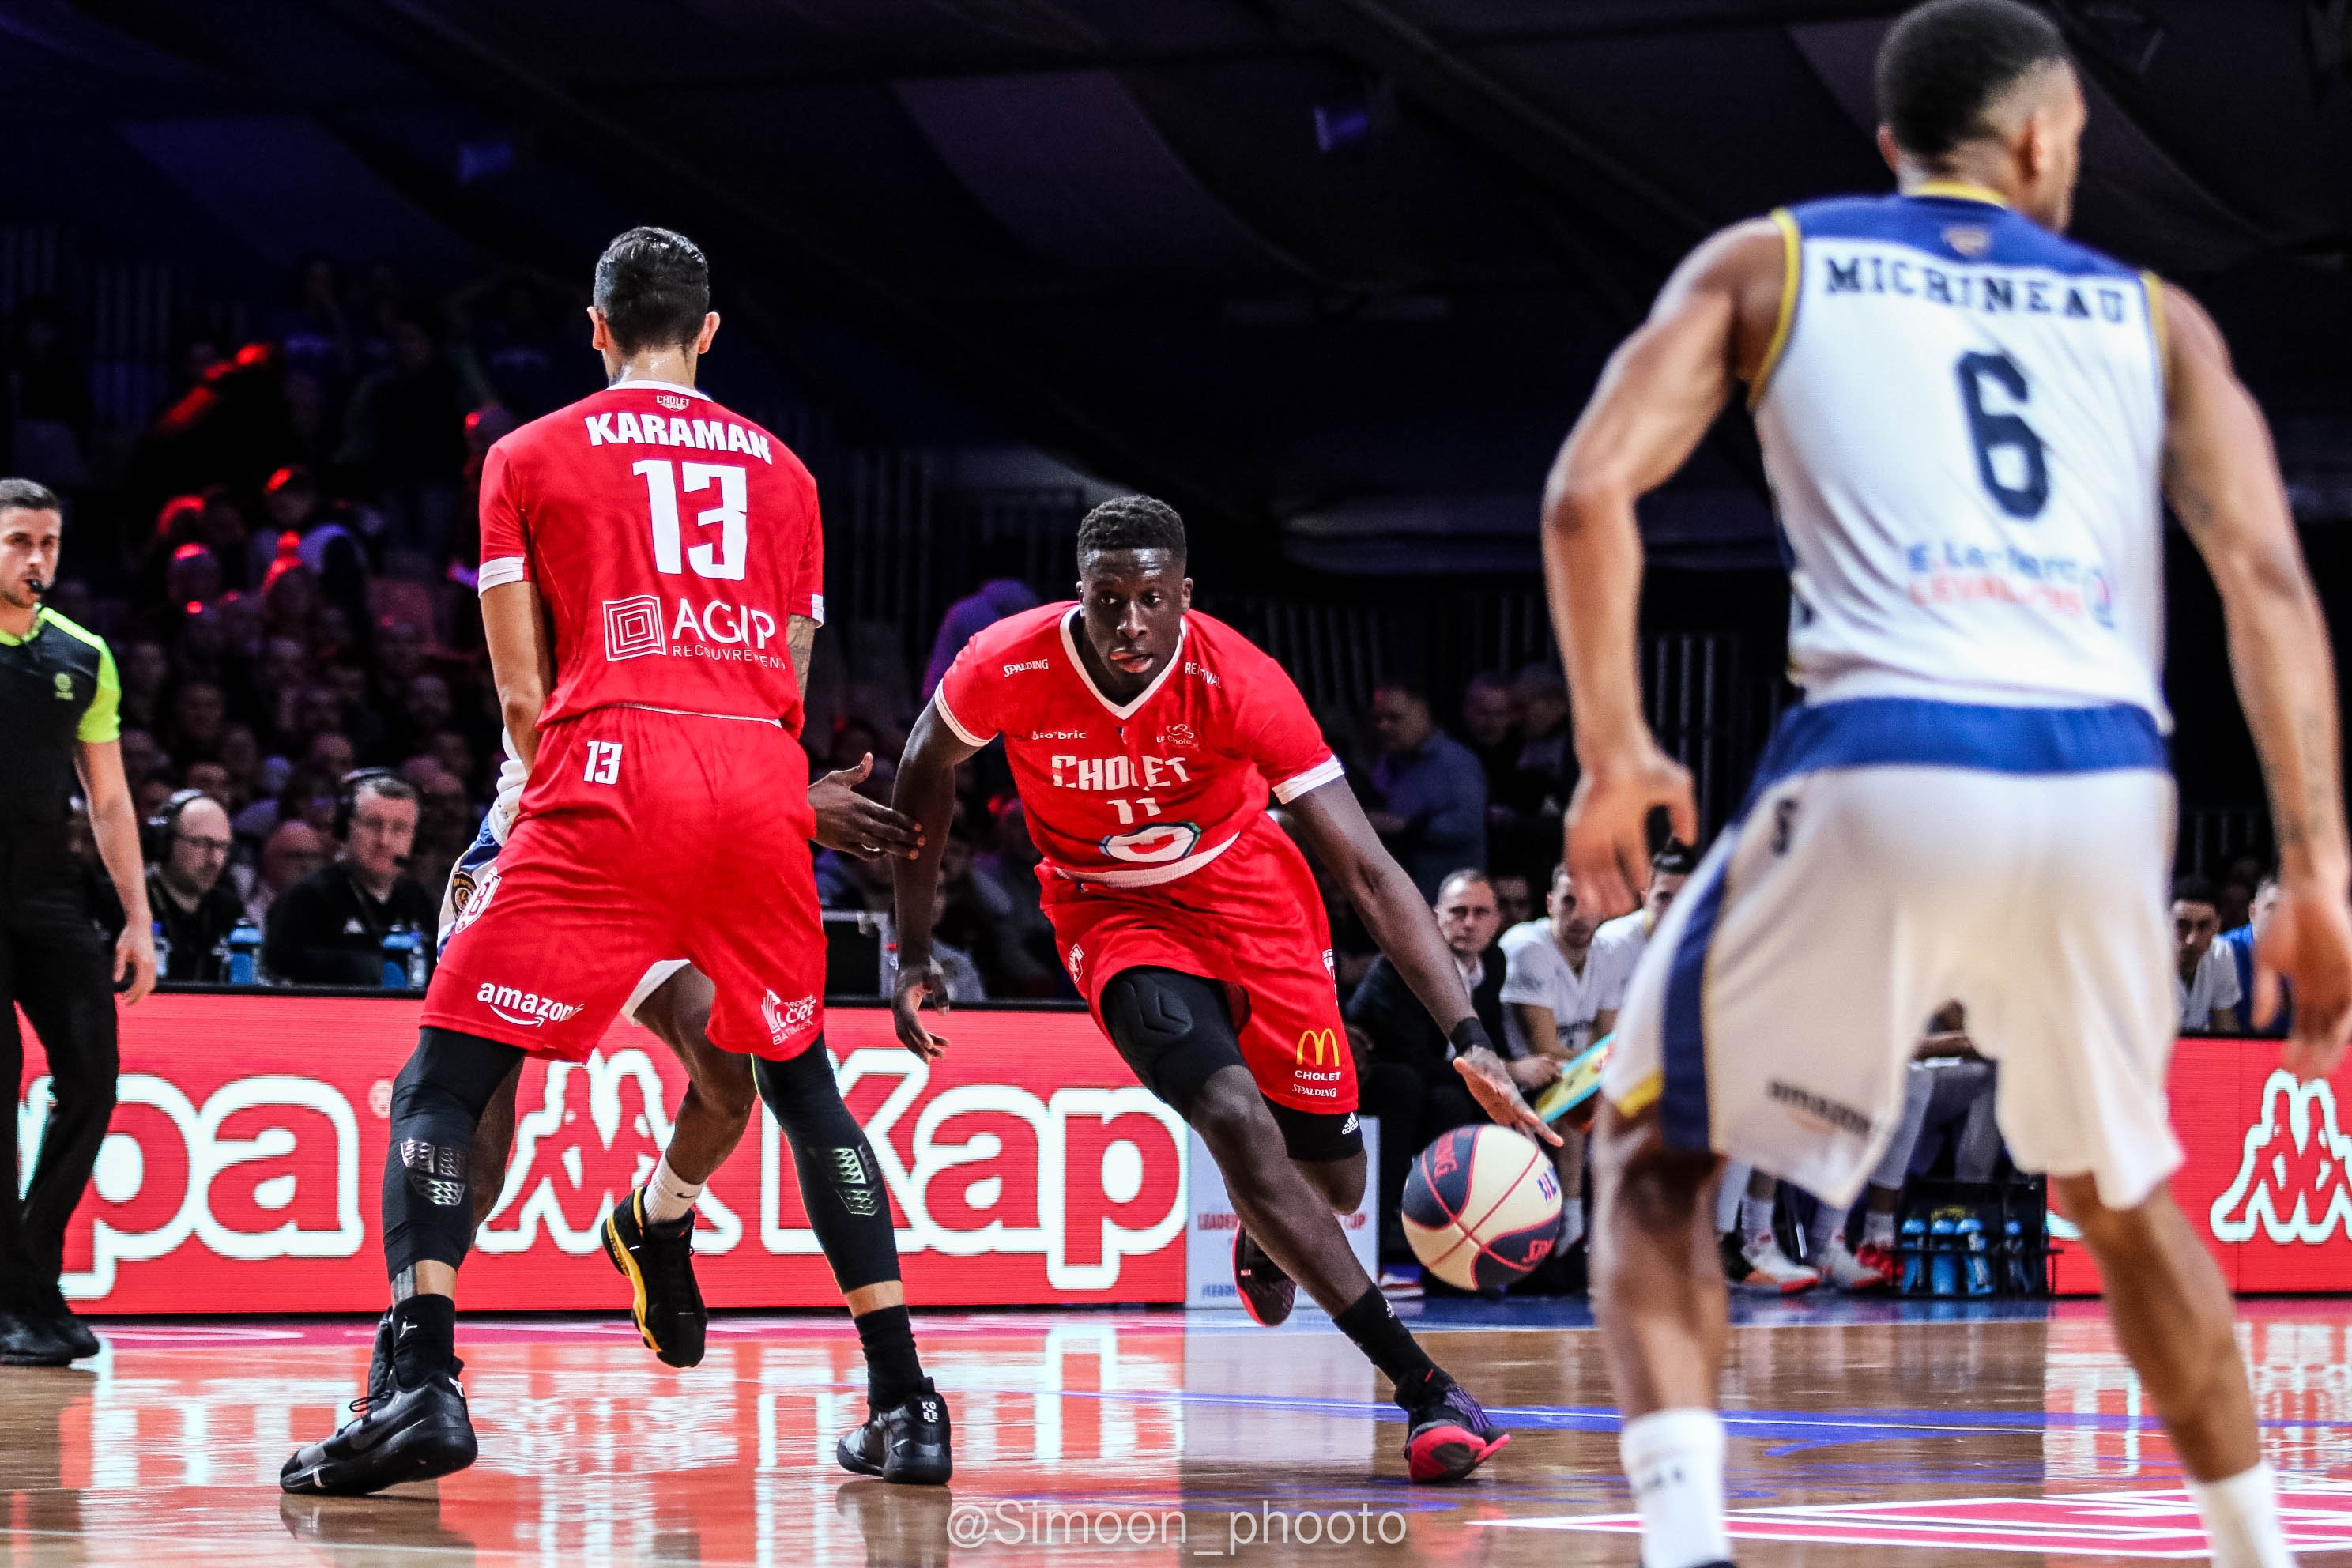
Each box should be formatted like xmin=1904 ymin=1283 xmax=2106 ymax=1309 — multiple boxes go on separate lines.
xmin=438 ymin=817 xmax=689 ymax=1028
xmin=1602 ymin=698 xmax=2182 ymax=1211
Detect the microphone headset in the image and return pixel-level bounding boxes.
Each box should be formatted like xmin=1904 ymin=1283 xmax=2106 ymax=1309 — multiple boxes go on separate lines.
xmin=334 ymin=767 xmax=413 ymax=866
xmin=141 ymin=787 xmax=207 ymax=864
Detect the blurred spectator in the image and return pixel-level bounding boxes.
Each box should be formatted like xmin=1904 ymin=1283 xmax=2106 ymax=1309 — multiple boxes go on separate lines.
xmin=144 ymin=793 xmax=246 ymax=982
xmin=967 ymin=797 xmax=1067 ymax=997
xmin=119 ymin=638 xmax=170 ymax=731
xmin=4 ymin=296 xmax=93 ymax=489
xmin=880 ymin=877 xmax=986 ymax=1004
xmin=1589 ymin=841 xmax=1693 ymax=978
xmin=263 ymin=772 xmax=434 ymax=986
xmin=2173 ymin=874 xmax=2241 ymax=1031
xmin=120 ymin=728 xmax=168 ymax=796
xmin=922 ymin=576 xmax=1040 ymax=699
xmin=1457 ymin=673 xmax=1519 ymax=793
xmin=1366 ymin=680 xmax=1487 ymax=900
xmin=1490 ymin=869 xmax=1535 ymax=932
xmin=166 ymin=680 xmax=228 ymax=764
xmin=1348 ymin=869 xmax=1506 ymax=1265
xmin=268 ymin=255 xmax=357 ymax=412
xmin=405 ymin=766 xmax=477 ymax=905
xmin=262 ymin=466 xmax=369 ymax=627
xmin=337 ymin=308 xmax=467 ymax=562
xmin=182 ymin=761 xmax=232 ymax=810
xmin=134 ymin=341 xmax=296 ymax=503
xmin=1506 ymin=662 xmax=1576 ymax=819
xmin=2217 ymin=876 xmax=2288 ymax=1038
xmin=2215 ymin=854 xmax=2263 ymax=939
xmin=247 ymin=820 xmax=327 ymax=929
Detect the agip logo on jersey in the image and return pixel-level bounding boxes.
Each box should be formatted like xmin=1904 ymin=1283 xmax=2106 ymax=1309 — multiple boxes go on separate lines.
xmin=602 ymin=594 xmax=786 ymax=668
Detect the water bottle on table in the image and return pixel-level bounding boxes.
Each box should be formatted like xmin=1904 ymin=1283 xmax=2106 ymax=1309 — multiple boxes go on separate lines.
xmin=225 ymin=920 xmax=262 ymax=985
xmin=1958 ymin=1215 xmax=1993 ymax=1295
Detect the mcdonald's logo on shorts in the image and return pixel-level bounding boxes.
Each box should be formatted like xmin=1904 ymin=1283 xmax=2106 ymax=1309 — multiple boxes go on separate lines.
xmin=1295 ymin=1027 xmax=1340 ymax=1067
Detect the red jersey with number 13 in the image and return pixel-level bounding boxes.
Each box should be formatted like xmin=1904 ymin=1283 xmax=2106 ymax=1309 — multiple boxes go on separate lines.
xmin=477 ymin=379 xmax=822 ymax=735
xmin=934 ymin=605 xmax=1343 ymax=886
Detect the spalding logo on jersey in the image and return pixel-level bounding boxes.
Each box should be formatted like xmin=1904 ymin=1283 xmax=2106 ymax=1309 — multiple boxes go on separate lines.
xmin=1099 ymin=820 xmax=1202 ymax=865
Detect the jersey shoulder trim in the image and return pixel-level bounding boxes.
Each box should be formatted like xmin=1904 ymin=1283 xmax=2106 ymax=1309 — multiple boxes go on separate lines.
xmin=1790 ymin=191 xmax=2139 ymax=281
xmin=1748 ymin=207 xmax=1804 ymax=412
xmin=933 ymin=685 xmax=995 ymax=748
xmin=34 ymin=605 xmax=108 ymax=660
xmin=2143 ymin=270 xmax=2170 ymax=401
xmin=1271 ymin=754 xmax=1344 ymax=805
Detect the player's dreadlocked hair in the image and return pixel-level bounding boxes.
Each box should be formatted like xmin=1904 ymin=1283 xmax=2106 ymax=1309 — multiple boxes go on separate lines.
xmin=1875 ymin=0 xmax=2069 ymax=160
xmin=594 ymin=227 xmax=711 ymax=355
xmin=1075 ymin=494 xmax=1187 ymax=565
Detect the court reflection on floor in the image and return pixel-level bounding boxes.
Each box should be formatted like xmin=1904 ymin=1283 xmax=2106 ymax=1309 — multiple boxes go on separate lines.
xmin=2 ymin=1304 xmax=2350 ymax=1566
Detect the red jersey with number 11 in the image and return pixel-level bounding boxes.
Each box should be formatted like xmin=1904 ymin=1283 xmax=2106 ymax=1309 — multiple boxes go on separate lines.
xmin=476 ymin=379 xmax=822 ymax=735
xmin=933 ymin=605 xmax=1343 ymax=887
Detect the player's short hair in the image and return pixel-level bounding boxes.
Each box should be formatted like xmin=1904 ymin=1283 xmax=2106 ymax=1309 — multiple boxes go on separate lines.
xmin=593 ymin=227 xmax=711 ymax=356
xmin=1076 ymin=494 xmax=1187 ymax=566
xmin=1653 ymin=842 xmax=1696 ymax=876
xmin=1875 ymin=0 xmax=2070 ymax=159
xmin=0 ymin=477 xmax=60 ymax=515
xmin=2172 ymin=873 xmax=2219 ymax=909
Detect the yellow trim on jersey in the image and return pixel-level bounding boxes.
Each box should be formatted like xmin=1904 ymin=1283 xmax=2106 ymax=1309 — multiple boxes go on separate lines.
xmin=1612 ymin=1069 xmax=1664 ymax=1119
xmin=1747 ymin=208 xmax=1803 ymax=411
xmin=1909 ymin=179 xmax=2009 ymax=207
xmin=2142 ymin=270 xmax=2171 ymax=403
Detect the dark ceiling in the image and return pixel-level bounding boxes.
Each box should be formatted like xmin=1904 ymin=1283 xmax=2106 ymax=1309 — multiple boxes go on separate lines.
xmin=8 ymin=0 xmax=2352 ymax=570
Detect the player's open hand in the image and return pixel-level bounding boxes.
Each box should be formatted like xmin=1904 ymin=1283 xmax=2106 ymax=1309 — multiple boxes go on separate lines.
xmin=115 ymin=920 xmax=156 ymax=1005
xmin=1455 ymin=1046 xmax=1562 ymax=1147
xmin=810 ymin=755 xmax=925 ymax=860
xmin=891 ymin=959 xmax=952 ymax=1061
xmin=2258 ymin=876 xmax=2352 ymax=1081
xmin=1565 ymin=732 xmax=1697 ymax=918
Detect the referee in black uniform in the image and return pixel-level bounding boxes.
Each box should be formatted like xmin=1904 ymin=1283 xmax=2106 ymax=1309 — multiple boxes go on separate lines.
xmin=0 ymin=479 xmax=154 ymax=1365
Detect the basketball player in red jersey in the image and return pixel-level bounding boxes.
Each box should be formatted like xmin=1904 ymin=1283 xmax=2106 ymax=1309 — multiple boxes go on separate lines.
xmin=285 ymin=228 xmax=948 ymax=1496
xmin=891 ymin=496 xmax=1548 ymax=1483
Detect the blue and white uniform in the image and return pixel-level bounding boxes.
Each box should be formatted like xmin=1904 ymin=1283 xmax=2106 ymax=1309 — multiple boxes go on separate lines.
xmin=439 ymin=740 xmax=688 ymax=1024
xmin=1603 ymin=185 xmax=2181 ymax=1208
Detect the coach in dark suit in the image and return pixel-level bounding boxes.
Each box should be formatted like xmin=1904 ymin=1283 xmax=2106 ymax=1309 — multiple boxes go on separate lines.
xmin=1348 ymin=868 xmax=1508 ymax=1262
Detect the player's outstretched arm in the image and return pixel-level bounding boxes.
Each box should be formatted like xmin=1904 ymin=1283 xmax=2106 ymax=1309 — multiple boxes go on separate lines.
xmin=1287 ymin=779 xmax=1559 ymax=1146
xmin=2158 ymin=281 xmax=2352 ymax=1072
xmin=1540 ymin=220 xmax=1781 ymax=916
xmin=887 ymin=699 xmax=985 ymax=1060
xmin=481 ymin=580 xmax=555 ymax=770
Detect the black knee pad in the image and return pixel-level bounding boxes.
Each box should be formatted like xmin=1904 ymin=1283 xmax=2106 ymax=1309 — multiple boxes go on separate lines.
xmin=382 ymin=1027 xmax=526 ymax=1276
xmin=1098 ymin=967 xmax=1246 ymax=1118
xmin=756 ymin=1043 xmax=901 ymax=1294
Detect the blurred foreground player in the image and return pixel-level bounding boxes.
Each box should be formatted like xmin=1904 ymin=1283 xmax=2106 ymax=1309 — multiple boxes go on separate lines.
xmin=1544 ymin=6 xmax=2352 ymax=1567
xmin=891 ymin=496 xmax=1546 ymax=1483
xmin=285 ymin=227 xmax=948 ymax=1495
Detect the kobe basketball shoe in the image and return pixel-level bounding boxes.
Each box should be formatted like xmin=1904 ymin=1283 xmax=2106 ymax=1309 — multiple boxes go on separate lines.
xmin=837 ymin=1381 xmax=954 ymax=1485
xmin=601 ymin=1185 xmax=708 ymax=1368
xmin=1400 ymin=1372 xmax=1510 ymax=1483
xmin=1232 ymin=1228 xmax=1296 ymax=1325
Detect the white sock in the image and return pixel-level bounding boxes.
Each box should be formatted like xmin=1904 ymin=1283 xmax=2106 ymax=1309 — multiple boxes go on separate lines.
xmin=1739 ymin=1197 xmax=1776 ymax=1248
xmin=643 ymin=1153 xmax=703 ymax=1226
xmin=1810 ymin=1204 xmax=1851 ymax=1256
xmin=1620 ymin=1408 xmax=1731 ymax=1568
xmin=2191 ymin=1462 xmax=2294 ymax=1568
xmin=1558 ymin=1202 xmax=1585 ymax=1248
xmin=1862 ymin=1208 xmax=1898 ymax=1249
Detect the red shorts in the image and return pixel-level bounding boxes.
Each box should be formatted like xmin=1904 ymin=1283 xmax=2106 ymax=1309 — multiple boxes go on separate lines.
xmin=422 ymin=706 xmax=825 ymax=1062
xmin=1040 ymin=817 xmax=1355 ymax=1114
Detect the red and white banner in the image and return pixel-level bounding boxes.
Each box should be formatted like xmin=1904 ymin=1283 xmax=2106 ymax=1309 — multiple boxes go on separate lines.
xmin=2053 ymin=1035 xmax=2352 ymax=1294
xmin=15 ymin=995 xmax=1189 ymax=1312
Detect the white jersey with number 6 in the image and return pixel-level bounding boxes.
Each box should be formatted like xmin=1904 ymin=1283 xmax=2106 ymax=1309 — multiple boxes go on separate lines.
xmin=1752 ymin=183 xmax=2167 ymax=723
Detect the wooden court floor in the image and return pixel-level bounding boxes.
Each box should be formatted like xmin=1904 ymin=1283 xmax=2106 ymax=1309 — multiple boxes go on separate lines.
xmin=6 ymin=1295 xmax=2352 ymax=1566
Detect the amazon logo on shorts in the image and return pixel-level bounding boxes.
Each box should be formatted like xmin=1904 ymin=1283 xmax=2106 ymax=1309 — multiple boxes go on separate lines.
xmin=476 ymin=983 xmax=582 ymax=1027
xmin=1295 ymin=1028 xmax=1340 ymax=1067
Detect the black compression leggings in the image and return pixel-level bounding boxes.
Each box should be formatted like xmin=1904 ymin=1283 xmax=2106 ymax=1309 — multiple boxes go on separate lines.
xmin=756 ymin=1042 xmax=901 ymax=1294
xmin=382 ymin=1027 xmax=527 ymax=1277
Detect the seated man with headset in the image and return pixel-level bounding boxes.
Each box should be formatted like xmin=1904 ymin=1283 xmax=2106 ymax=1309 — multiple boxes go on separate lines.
xmin=142 ymin=787 xmax=247 ymax=981
xmin=262 ymin=768 xmax=437 ymax=987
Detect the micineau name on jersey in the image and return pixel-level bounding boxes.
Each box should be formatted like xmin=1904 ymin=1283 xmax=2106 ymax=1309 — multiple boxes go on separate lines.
xmin=933 ymin=605 xmax=1342 ymax=888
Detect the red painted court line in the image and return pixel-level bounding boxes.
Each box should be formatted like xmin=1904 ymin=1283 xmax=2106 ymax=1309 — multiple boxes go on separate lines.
xmin=1478 ymin=1488 xmax=2352 ymax=1556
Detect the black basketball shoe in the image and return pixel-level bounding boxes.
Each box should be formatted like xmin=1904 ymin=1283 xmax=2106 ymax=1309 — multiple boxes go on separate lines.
xmin=0 ymin=1310 xmax=72 ymax=1367
xmin=357 ymin=1310 xmax=394 ymax=1414
xmin=1232 ymin=1228 xmax=1295 ymax=1326
xmin=836 ymin=1383 xmax=952 ymax=1485
xmin=601 ymin=1186 xmax=707 ymax=1369
xmin=1401 ymin=1374 xmax=1510 ymax=1483
xmin=281 ymin=1353 xmax=477 ymax=1495
xmin=25 ymin=1292 xmax=99 ymax=1359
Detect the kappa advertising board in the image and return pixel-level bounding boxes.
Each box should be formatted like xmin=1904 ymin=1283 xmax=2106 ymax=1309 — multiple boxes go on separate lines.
xmin=2052 ymin=1036 xmax=2352 ymax=1294
xmin=13 ymin=996 xmax=1189 ymax=1312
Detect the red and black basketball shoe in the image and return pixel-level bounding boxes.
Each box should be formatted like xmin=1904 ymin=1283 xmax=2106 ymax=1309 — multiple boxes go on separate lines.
xmin=1232 ymin=1228 xmax=1296 ymax=1326
xmin=1400 ymin=1373 xmax=1510 ymax=1483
